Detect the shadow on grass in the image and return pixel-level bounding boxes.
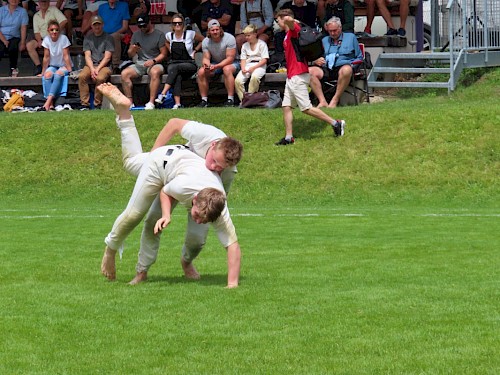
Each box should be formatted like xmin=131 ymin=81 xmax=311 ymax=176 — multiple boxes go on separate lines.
xmin=146 ymin=273 xmax=231 ymax=287
xmin=292 ymin=115 xmax=334 ymax=141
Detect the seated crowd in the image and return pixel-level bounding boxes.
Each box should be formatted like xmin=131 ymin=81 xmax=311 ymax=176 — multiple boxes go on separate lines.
xmin=1 ymin=0 xmax=410 ymax=110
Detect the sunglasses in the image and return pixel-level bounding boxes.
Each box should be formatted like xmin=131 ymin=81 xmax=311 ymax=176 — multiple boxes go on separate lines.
xmin=172 ymin=21 xmax=183 ymax=25
xmin=139 ymin=25 xmax=148 ymax=29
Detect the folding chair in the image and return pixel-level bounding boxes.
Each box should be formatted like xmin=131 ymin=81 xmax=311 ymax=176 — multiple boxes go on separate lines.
xmin=320 ymin=42 xmax=370 ymax=105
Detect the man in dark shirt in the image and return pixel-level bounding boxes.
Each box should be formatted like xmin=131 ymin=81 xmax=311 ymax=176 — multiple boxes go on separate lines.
xmin=280 ymin=0 xmax=317 ymax=28
xmin=317 ymin=0 xmax=354 ymax=33
xmin=201 ymin=0 xmax=234 ymax=35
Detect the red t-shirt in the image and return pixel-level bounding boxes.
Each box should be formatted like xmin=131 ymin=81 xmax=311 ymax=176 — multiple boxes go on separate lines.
xmin=283 ymin=22 xmax=309 ymax=79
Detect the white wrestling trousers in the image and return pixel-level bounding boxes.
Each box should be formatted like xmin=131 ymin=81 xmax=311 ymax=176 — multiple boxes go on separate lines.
xmin=106 ymin=117 xmax=209 ymax=271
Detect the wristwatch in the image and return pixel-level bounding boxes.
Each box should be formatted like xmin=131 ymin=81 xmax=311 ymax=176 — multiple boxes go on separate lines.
xmin=153 ymin=59 xmax=157 ymax=64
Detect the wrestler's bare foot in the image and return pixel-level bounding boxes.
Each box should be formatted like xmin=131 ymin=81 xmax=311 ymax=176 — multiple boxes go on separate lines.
xmin=316 ymin=101 xmax=328 ymax=108
xmin=129 ymin=271 xmax=148 ymax=285
xmin=181 ymin=257 xmax=200 ymax=280
xmin=97 ymin=82 xmax=131 ymax=118
xmin=101 ymin=246 xmax=117 ymax=280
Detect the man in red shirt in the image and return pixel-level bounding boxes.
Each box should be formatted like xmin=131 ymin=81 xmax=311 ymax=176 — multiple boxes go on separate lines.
xmin=274 ymin=9 xmax=345 ymax=145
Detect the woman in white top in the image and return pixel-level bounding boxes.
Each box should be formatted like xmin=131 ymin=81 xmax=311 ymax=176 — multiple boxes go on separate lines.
xmin=41 ymin=20 xmax=72 ymax=111
xmin=234 ymin=24 xmax=269 ymax=102
xmin=155 ymin=13 xmax=205 ymax=109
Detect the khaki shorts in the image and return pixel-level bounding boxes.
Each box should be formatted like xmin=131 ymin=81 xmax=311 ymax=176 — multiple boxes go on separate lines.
xmin=131 ymin=62 xmax=165 ymax=76
xmin=282 ymin=73 xmax=312 ymax=111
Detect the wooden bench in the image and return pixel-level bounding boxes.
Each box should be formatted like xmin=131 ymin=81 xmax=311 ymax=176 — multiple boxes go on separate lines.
xmin=0 ymin=73 xmax=288 ymax=107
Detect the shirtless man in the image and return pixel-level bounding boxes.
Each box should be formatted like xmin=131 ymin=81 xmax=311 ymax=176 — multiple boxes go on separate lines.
xmin=98 ymin=83 xmax=242 ymax=288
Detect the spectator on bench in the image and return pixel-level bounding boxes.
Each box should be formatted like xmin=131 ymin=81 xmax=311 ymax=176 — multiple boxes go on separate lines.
xmin=80 ymin=0 xmax=107 ymax=35
xmin=26 ymin=0 xmax=67 ymax=76
xmin=196 ymin=19 xmax=239 ymax=107
xmin=201 ymin=0 xmax=234 ymax=35
xmin=308 ymin=16 xmax=362 ymax=108
xmin=155 ymin=13 xmax=205 ymax=109
xmin=98 ymin=0 xmax=130 ymax=73
xmin=78 ymin=15 xmax=114 ymax=110
xmin=316 ymin=0 xmax=354 ymax=33
xmin=235 ymin=0 xmax=274 ymax=51
xmin=0 ymin=0 xmax=29 ymax=77
xmin=234 ymin=24 xmax=268 ymax=102
xmin=120 ymin=13 xmax=167 ymax=110
xmin=41 ymin=20 xmax=73 ymax=111
xmin=363 ymin=0 xmax=409 ymax=36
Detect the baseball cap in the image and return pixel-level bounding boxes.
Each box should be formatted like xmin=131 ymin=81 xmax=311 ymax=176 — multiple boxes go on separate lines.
xmin=208 ymin=19 xmax=220 ymax=30
xmin=91 ymin=15 xmax=103 ymax=25
xmin=137 ymin=14 xmax=150 ymax=27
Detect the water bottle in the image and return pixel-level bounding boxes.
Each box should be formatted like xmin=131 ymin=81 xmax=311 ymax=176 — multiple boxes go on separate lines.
xmin=76 ymin=54 xmax=84 ymax=70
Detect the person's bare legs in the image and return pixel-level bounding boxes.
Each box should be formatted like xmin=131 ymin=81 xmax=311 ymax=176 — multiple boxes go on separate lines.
xmin=328 ymin=65 xmax=353 ymax=108
xmin=283 ymin=106 xmax=294 ymax=137
xmin=129 ymin=271 xmax=148 ymax=285
xmin=375 ymin=0 xmax=396 ymax=30
xmin=121 ymin=67 xmax=139 ymax=104
xmin=308 ymin=66 xmax=328 ymax=108
xmin=303 ymin=106 xmax=335 ymax=124
xmin=181 ymin=257 xmax=200 ymax=280
xmin=97 ymin=82 xmax=132 ymax=120
xmin=197 ymin=66 xmax=210 ymax=97
xmin=222 ymin=65 xmax=236 ymax=97
xmin=399 ymin=0 xmax=410 ymax=30
xmin=148 ymin=67 xmax=163 ymax=104
xmin=101 ymin=245 xmax=117 ymax=280
xmin=364 ymin=0 xmax=375 ymax=33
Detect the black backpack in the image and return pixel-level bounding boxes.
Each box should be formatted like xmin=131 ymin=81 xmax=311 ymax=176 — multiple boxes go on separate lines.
xmin=298 ymin=22 xmax=324 ymax=61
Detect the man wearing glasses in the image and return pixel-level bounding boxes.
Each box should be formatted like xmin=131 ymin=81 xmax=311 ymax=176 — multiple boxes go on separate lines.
xmin=120 ymin=13 xmax=167 ymax=109
xmin=308 ymin=16 xmax=363 ymax=108
xmin=98 ymin=0 xmax=130 ymax=72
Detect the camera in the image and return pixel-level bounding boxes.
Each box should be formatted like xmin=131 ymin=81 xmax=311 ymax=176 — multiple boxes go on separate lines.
xmin=185 ymin=17 xmax=192 ymax=31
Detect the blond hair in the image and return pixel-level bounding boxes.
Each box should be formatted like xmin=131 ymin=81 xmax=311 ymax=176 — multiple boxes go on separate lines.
xmin=213 ymin=137 xmax=243 ymax=167
xmin=242 ymin=24 xmax=258 ymax=34
xmin=196 ymin=188 xmax=226 ymax=223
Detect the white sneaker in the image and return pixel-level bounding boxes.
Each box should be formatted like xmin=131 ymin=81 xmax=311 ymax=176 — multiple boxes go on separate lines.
xmin=129 ymin=103 xmax=135 ymax=109
xmin=155 ymin=94 xmax=165 ymax=104
xmin=172 ymin=104 xmax=182 ymax=110
xmin=145 ymin=102 xmax=155 ymax=110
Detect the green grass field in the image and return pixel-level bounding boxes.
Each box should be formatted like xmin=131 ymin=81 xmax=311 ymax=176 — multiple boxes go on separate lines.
xmin=0 ymin=68 xmax=499 ymax=374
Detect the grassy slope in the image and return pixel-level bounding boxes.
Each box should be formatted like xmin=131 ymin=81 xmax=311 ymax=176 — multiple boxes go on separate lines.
xmin=1 ymin=68 xmax=499 ymax=209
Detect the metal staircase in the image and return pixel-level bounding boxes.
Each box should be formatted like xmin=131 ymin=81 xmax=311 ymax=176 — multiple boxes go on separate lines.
xmin=366 ymin=0 xmax=500 ymax=93
xmin=367 ymin=52 xmax=455 ymax=90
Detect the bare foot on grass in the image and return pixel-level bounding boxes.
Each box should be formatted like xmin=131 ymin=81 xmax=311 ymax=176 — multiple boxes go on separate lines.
xmin=128 ymin=271 xmax=148 ymax=285
xmin=181 ymin=257 xmax=200 ymax=280
xmin=101 ymin=246 xmax=117 ymax=280
xmin=316 ymin=101 xmax=328 ymax=108
xmin=97 ymin=82 xmax=131 ymax=118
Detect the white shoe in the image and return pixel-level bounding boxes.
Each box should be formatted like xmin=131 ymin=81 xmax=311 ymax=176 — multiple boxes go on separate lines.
xmin=172 ymin=104 xmax=182 ymax=110
xmin=155 ymin=94 xmax=165 ymax=104
xmin=129 ymin=103 xmax=135 ymax=109
xmin=145 ymin=102 xmax=155 ymax=110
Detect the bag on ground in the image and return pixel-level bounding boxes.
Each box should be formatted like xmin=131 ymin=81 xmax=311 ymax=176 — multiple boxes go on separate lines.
xmin=3 ymin=93 xmax=24 ymax=112
xmin=240 ymin=90 xmax=282 ymax=109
